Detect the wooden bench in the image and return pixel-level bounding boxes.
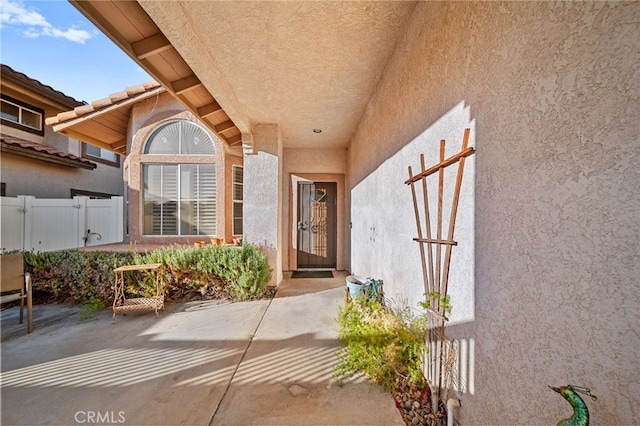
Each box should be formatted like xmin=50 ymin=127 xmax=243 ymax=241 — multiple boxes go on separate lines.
xmin=112 ymin=263 xmax=164 ymax=323
xmin=0 ymin=252 xmax=33 ymax=333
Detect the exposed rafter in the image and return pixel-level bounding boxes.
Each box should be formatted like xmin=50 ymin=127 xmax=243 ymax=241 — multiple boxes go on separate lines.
xmin=198 ymin=101 xmax=222 ymax=118
xmin=69 ymin=0 xmax=244 ymax=149
xmin=215 ymin=120 xmax=236 ymax=133
xmin=132 ymin=33 xmax=172 ymax=60
xmin=171 ymin=74 xmax=203 ymax=95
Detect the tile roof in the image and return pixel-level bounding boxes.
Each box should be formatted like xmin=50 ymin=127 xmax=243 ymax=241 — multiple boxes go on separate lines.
xmin=46 ymin=81 xmax=163 ymax=126
xmin=1 ymin=134 xmax=97 ymax=170
xmin=1 ymin=64 xmax=84 ymax=109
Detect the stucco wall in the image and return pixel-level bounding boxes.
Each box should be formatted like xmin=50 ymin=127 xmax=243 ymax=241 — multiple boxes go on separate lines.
xmin=348 ymin=2 xmax=639 ymax=425
xmin=1 ymin=126 xmax=123 ymax=200
xmin=1 ymin=83 xmax=124 ymax=199
xmin=1 ymin=151 xmax=122 ymax=199
xmin=244 ymin=123 xmax=283 ymax=285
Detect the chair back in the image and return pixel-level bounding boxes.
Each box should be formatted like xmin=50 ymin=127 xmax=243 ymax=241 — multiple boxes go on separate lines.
xmin=0 ymin=253 xmax=25 ymax=293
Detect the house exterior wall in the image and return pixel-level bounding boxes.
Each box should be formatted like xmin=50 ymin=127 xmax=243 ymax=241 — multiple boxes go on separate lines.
xmin=1 ymin=87 xmax=124 ymax=199
xmin=126 ymin=92 xmax=236 ymax=245
xmin=348 ymin=2 xmax=639 ymax=425
xmin=1 ymin=150 xmax=122 ymax=199
xmin=244 ymin=123 xmax=283 ymax=286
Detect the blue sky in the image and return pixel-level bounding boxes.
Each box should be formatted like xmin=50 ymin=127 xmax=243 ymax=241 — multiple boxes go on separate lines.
xmin=1 ymin=0 xmax=152 ymax=103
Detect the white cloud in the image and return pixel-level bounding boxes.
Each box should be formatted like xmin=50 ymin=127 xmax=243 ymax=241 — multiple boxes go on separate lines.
xmin=42 ymin=26 xmax=91 ymax=44
xmin=21 ymin=27 xmax=39 ymax=38
xmin=0 ymin=0 xmax=91 ymax=44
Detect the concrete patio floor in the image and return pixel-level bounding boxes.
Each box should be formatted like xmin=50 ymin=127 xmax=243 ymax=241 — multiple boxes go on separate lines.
xmin=1 ymin=272 xmax=403 ymax=425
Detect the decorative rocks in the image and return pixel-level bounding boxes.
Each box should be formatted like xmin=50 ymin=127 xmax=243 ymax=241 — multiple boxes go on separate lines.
xmin=392 ymin=383 xmax=446 ymax=426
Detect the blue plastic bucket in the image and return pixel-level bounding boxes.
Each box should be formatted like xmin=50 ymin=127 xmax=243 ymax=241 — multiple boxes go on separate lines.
xmin=346 ymin=275 xmax=369 ymax=299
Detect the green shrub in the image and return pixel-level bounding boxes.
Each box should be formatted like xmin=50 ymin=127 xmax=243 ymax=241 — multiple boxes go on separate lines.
xmin=335 ymin=297 xmax=428 ymax=392
xmin=23 ymin=250 xmax=131 ymax=304
xmin=22 ymin=243 xmax=272 ymax=309
xmin=131 ymin=243 xmax=271 ymax=300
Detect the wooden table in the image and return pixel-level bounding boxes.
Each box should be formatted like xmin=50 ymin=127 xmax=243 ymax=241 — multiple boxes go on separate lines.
xmin=112 ymin=263 xmax=164 ymax=323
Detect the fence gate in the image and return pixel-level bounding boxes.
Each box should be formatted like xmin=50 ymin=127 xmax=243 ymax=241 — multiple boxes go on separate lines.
xmin=1 ymin=196 xmax=123 ymax=253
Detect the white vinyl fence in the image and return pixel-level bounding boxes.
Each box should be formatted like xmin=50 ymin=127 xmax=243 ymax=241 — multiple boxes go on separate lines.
xmin=1 ymin=195 xmax=124 ymax=253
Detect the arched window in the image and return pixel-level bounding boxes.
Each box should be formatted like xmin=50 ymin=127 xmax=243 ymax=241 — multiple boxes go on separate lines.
xmin=142 ymin=121 xmax=217 ymax=236
xmin=144 ymin=120 xmax=215 ymax=154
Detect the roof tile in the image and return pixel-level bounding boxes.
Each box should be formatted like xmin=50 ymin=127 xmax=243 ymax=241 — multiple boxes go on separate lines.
xmin=47 ymin=81 xmax=162 ymax=127
xmin=1 ymin=134 xmax=97 ymax=169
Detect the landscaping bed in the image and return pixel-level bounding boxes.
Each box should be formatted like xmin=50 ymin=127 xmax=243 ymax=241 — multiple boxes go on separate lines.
xmin=20 ymin=244 xmax=273 ymax=310
xmin=335 ymin=296 xmax=447 ymax=426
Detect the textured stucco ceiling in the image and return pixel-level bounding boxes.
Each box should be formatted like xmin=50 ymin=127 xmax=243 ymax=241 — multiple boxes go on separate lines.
xmin=140 ymin=1 xmax=416 ymax=149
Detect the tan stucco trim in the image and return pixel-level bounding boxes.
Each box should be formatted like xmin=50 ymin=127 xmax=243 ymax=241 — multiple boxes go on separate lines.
xmin=287 ymin=173 xmax=345 ymax=271
xmin=127 ymin=109 xmax=227 ymax=243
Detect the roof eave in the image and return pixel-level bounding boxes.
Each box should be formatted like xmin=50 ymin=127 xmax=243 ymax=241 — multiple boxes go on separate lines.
xmin=69 ymin=0 xmax=250 ymax=150
xmin=1 ymin=141 xmax=97 ymax=170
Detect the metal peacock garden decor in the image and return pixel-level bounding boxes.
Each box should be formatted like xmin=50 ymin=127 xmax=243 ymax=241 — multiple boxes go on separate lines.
xmin=405 ymin=128 xmax=475 ymax=413
xmin=549 ymin=384 xmax=597 ymax=426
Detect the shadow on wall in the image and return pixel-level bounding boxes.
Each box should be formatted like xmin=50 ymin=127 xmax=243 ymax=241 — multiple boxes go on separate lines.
xmin=349 ymin=101 xmax=477 ymax=402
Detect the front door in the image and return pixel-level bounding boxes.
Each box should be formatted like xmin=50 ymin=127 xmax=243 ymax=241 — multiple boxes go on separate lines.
xmin=297 ymin=182 xmax=337 ymax=269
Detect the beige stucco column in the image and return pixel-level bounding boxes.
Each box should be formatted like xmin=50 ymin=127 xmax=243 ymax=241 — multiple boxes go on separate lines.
xmin=243 ymin=123 xmax=283 ymax=286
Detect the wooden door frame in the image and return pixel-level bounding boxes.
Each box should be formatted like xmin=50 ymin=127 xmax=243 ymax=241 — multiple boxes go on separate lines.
xmin=289 ymin=173 xmax=344 ymax=271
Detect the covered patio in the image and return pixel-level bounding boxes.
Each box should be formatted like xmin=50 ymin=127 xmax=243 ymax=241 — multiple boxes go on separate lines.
xmin=22 ymin=1 xmax=640 ymax=425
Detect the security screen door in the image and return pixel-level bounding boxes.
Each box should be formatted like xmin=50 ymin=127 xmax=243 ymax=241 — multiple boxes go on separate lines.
xmin=296 ymin=182 xmax=337 ymax=269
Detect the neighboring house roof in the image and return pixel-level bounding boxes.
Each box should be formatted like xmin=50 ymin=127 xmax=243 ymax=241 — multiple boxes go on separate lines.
xmin=1 ymin=134 xmax=97 ymax=170
xmin=1 ymin=64 xmax=83 ymax=110
xmin=45 ymin=81 xmax=165 ymax=155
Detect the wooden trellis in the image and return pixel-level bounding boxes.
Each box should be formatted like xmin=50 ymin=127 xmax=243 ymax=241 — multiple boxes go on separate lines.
xmin=405 ymin=128 xmax=474 ymax=408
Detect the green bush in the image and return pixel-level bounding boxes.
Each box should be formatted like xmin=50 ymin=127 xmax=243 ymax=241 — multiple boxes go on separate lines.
xmin=21 ymin=243 xmax=272 ymax=308
xmin=131 ymin=244 xmax=272 ymax=300
xmin=335 ymin=297 xmax=429 ymax=392
xmin=23 ymin=250 xmax=130 ymax=306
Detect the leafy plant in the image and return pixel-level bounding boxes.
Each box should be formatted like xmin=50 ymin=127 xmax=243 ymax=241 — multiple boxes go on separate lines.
xmin=23 ymin=250 xmax=130 ymax=304
xmin=335 ymin=297 xmax=429 ymax=392
xmin=420 ymin=291 xmax=452 ymax=317
xmin=21 ymin=243 xmax=272 ymax=310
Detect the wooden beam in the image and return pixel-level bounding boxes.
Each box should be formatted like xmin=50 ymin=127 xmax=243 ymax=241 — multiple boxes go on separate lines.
xmin=413 ymin=238 xmax=458 ymax=246
xmin=111 ymin=139 xmax=127 ymax=154
xmin=197 ymin=101 xmax=222 ymax=118
xmin=214 ymin=120 xmax=235 ymax=133
xmin=226 ymin=134 xmax=242 ymax=145
xmin=170 ymin=74 xmax=202 ymax=95
xmin=404 ymin=146 xmax=475 ymax=184
xmin=132 ymin=33 xmax=172 ymax=60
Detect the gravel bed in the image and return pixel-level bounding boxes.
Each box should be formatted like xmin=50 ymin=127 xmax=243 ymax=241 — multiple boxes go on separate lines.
xmin=392 ymin=383 xmax=447 ymax=426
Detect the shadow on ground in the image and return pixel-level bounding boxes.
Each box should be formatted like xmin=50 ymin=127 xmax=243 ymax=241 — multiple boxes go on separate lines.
xmin=1 ymin=273 xmax=403 ymax=425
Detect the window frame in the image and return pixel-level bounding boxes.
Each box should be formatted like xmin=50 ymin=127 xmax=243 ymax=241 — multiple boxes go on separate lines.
xmin=142 ymin=163 xmax=217 ymax=237
xmin=141 ymin=120 xmax=218 ymax=237
xmin=82 ymin=143 xmax=120 ymax=167
xmin=232 ymin=165 xmax=243 ymax=236
xmin=0 ymin=94 xmax=44 ymax=136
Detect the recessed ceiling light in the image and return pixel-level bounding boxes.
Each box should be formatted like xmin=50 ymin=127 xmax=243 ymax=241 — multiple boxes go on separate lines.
xmin=313 ymin=129 xmax=322 ymax=133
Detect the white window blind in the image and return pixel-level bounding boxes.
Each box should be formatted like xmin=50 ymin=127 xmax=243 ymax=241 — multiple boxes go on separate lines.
xmin=232 ymin=165 xmax=243 ymax=235
xmin=143 ymin=164 xmax=216 ymax=236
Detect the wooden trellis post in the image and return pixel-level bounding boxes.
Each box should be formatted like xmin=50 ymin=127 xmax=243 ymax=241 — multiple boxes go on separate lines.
xmin=405 ymin=128 xmax=474 ymax=410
